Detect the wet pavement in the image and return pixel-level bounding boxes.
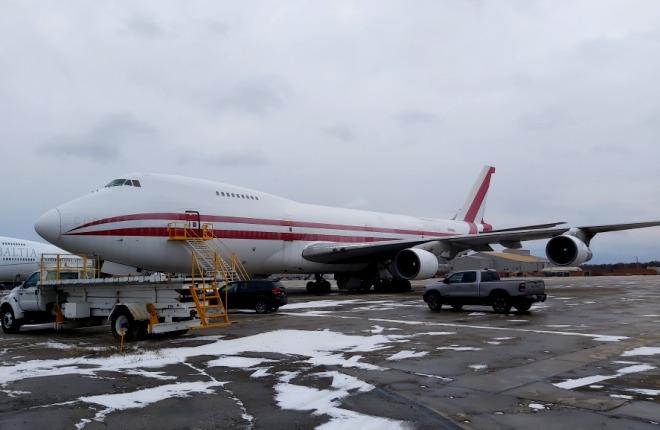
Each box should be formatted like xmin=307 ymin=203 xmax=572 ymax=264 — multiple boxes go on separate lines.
xmin=1 ymin=276 xmax=659 ymax=429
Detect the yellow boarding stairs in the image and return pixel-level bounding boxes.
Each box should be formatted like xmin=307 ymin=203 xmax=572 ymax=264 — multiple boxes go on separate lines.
xmin=167 ymin=221 xmax=250 ymax=328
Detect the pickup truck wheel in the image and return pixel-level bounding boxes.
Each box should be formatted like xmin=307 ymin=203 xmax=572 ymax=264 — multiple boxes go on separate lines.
xmin=110 ymin=308 xmax=136 ymax=341
xmin=451 ymin=304 xmax=463 ymax=311
xmin=426 ymin=293 xmax=443 ymax=312
xmin=491 ymin=293 xmax=512 ymax=314
xmin=514 ymin=301 xmax=532 ymax=312
xmin=255 ymin=298 xmax=270 ymax=314
xmin=1 ymin=307 xmax=22 ymax=334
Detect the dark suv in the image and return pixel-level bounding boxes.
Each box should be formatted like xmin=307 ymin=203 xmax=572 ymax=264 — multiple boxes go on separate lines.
xmin=223 ymin=280 xmax=288 ymax=313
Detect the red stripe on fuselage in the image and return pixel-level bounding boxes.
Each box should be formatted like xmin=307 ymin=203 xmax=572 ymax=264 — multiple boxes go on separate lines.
xmin=66 ymin=212 xmax=455 ymax=237
xmin=65 ymin=227 xmax=403 ymax=243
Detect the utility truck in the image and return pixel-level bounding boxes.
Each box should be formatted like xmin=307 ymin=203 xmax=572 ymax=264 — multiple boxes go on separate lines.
xmin=0 ymin=254 xmax=231 ymax=341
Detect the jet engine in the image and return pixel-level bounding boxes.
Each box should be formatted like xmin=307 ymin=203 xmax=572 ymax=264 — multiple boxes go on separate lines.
xmin=545 ymin=234 xmax=593 ymax=266
xmin=393 ymin=248 xmax=439 ymax=280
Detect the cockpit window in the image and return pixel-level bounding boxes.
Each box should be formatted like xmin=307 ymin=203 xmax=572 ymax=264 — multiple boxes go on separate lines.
xmin=105 ymin=179 xmax=142 ymax=188
xmin=105 ymin=179 xmax=127 ymax=187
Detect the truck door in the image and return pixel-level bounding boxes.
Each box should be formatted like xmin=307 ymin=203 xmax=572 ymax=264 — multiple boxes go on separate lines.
xmin=17 ymin=272 xmax=41 ymax=311
xmin=445 ymin=271 xmax=478 ymax=299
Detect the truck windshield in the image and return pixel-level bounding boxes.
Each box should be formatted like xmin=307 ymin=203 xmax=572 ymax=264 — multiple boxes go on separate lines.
xmin=24 ymin=272 xmax=39 ymax=288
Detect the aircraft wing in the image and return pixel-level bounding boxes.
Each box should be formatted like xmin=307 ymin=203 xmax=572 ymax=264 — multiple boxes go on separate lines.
xmin=302 ymin=226 xmax=571 ymax=264
xmin=576 ymin=221 xmax=660 ymax=240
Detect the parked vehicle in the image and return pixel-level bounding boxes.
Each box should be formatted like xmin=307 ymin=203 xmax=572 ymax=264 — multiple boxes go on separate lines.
xmin=423 ymin=270 xmax=546 ymax=313
xmin=223 ymin=280 xmax=288 ymax=313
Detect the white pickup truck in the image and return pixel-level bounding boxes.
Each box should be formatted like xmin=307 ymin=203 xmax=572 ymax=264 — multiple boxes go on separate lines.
xmin=423 ymin=269 xmax=546 ymax=313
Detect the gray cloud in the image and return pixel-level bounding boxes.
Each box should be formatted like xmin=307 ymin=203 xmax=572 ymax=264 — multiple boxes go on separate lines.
xmin=181 ymin=150 xmax=270 ymax=168
xmin=40 ymin=113 xmax=156 ymax=161
xmin=216 ymin=79 xmax=291 ymax=116
xmin=394 ymin=109 xmax=440 ymax=125
xmin=125 ymin=18 xmax=166 ymax=38
xmin=322 ymin=123 xmax=354 ymax=141
xmin=518 ymin=109 xmax=570 ymax=131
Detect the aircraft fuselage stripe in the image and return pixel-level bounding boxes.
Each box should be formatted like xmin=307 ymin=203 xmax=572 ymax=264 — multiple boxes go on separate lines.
xmin=66 ymin=213 xmax=458 ymax=237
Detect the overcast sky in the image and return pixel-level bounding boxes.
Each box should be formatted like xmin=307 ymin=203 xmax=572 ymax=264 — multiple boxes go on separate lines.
xmin=2 ymin=1 xmax=659 ymax=263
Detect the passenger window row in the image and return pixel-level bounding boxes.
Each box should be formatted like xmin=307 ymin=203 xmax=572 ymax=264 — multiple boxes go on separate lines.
xmin=1 ymin=242 xmax=26 ymax=246
xmin=2 ymin=257 xmax=36 ymax=261
xmin=104 ymin=179 xmax=141 ymax=188
xmin=215 ymin=191 xmax=259 ymax=200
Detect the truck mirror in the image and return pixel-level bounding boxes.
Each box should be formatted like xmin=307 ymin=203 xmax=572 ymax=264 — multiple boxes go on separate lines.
xmin=443 ymin=278 xmax=450 ymax=284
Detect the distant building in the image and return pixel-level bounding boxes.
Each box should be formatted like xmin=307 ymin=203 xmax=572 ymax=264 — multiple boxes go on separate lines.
xmin=450 ymin=249 xmax=546 ymax=275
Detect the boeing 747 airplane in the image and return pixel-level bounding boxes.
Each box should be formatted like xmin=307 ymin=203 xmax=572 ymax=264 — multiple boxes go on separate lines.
xmin=0 ymin=236 xmax=74 ymax=284
xmin=33 ymin=167 xmax=660 ymax=292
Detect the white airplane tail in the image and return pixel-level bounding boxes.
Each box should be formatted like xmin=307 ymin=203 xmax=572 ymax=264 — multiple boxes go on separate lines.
xmin=454 ymin=165 xmax=496 ymax=224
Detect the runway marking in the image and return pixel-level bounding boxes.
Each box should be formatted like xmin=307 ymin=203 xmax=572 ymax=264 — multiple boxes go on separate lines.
xmin=280 ymin=313 xmax=629 ymax=342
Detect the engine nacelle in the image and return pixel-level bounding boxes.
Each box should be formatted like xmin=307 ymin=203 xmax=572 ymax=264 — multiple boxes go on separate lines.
xmin=393 ymin=248 xmax=439 ymax=280
xmin=545 ymin=234 xmax=593 ymax=266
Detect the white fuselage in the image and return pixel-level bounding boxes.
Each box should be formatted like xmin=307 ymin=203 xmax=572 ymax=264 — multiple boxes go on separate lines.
xmin=0 ymin=236 xmax=69 ymax=283
xmin=35 ymin=174 xmax=488 ymax=276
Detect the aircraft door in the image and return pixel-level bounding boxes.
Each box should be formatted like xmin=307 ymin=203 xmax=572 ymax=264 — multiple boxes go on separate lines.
xmin=185 ymin=211 xmax=201 ymax=237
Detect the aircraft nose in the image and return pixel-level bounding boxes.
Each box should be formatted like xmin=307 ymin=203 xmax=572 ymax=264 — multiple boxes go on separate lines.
xmin=35 ymin=208 xmax=62 ymax=244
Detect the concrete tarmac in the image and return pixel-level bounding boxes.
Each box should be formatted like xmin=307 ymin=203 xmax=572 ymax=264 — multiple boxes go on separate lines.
xmin=0 ymin=276 xmax=659 ymax=429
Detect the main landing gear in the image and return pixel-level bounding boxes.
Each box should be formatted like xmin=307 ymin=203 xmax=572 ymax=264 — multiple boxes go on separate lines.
xmin=306 ymin=274 xmax=332 ymax=295
xmin=335 ymin=274 xmax=412 ymax=294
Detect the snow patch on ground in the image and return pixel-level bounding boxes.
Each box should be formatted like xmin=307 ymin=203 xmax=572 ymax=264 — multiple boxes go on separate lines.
xmin=0 ymin=329 xmax=399 ymax=385
xmin=208 ymin=356 xmax=276 ymax=369
xmin=528 ymin=403 xmax=546 ymax=410
xmin=469 ymin=364 xmax=487 ymax=370
xmin=468 ymin=312 xmax=486 ymax=316
xmin=369 ymin=325 xmax=385 ymax=334
xmin=622 ymin=347 xmax=660 ymax=357
xmin=1 ymin=389 xmax=30 ymax=397
xmin=414 ymin=372 xmax=452 ymax=381
xmin=274 ymin=371 xmax=409 ymax=430
xmin=437 ymin=345 xmax=482 ymax=351
xmin=610 ymin=394 xmax=633 ymax=400
xmin=284 ymin=300 xmax=362 ymax=309
xmin=554 ymin=364 xmax=657 ymax=390
xmin=386 ymin=350 xmax=428 ymax=361
xmin=80 ymin=381 xmax=224 ymax=422
xmin=250 ymin=367 xmax=271 ymax=378
xmin=625 ymin=388 xmax=660 ymax=396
